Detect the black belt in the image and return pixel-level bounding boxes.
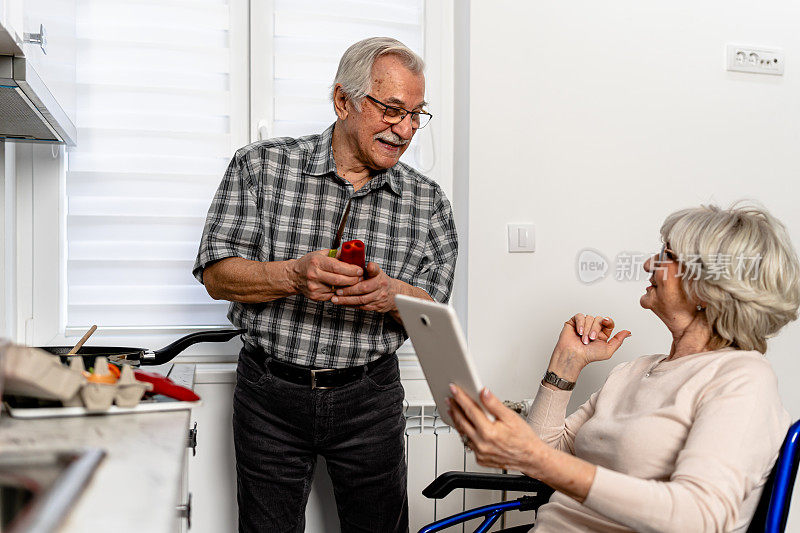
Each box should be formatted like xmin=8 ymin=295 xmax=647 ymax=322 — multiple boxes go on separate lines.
xmin=266 ymin=353 xmax=394 ymax=389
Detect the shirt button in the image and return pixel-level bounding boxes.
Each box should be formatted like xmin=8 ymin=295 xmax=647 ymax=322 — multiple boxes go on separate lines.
xmin=645 ymin=372 xmax=651 ymax=377
xmin=321 ymin=347 xmax=328 ymax=354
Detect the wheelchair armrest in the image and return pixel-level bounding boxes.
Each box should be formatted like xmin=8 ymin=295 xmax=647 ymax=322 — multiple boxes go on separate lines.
xmin=422 ymin=471 xmax=555 ymax=500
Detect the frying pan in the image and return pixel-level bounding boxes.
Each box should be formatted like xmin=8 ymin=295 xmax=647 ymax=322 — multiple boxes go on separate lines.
xmin=37 ymin=329 xmax=246 ymax=368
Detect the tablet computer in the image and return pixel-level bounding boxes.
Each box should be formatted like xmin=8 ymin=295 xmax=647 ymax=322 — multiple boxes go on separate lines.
xmin=395 ymin=295 xmax=484 ymax=426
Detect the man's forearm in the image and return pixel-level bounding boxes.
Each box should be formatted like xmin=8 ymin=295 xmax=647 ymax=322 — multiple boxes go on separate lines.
xmin=389 ymin=279 xmax=433 ymax=323
xmin=203 ymin=257 xmax=297 ymax=303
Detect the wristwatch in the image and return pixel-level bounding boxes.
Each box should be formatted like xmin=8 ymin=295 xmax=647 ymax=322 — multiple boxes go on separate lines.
xmin=542 ymin=370 xmax=576 ymax=391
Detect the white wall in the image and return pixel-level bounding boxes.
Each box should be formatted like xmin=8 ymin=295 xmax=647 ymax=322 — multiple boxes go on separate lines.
xmin=467 ymin=0 xmax=800 ymax=411
xmin=464 ymin=0 xmax=800 ymax=526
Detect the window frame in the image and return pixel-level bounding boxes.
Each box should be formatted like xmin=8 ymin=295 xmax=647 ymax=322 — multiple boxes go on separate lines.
xmin=0 ymin=143 xmax=13 ymax=341
xmin=24 ymin=0 xmax=455 ymax=367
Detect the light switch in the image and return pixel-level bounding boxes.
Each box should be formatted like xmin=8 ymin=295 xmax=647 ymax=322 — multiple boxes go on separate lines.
xmin=508 ymin=224 xmax=535 ymax=253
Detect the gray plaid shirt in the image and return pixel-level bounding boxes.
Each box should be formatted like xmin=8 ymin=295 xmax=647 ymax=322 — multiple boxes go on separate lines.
xmin=194 ymin=124 xmax=458 ymax=368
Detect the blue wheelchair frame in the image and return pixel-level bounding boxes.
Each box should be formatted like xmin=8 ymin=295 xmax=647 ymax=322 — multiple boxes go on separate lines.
xmin=763 ymin=419 xmax=800 ymax=533
xmin=419 ymin=419 xmax=800 ymax=533
xmin=417 ymin=472 xmax=553 ymax=533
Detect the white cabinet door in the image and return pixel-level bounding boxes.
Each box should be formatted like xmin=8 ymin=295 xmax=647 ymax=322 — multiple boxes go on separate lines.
xmin=0 ymin=0 xmax=24 ymax=51
xmin=22 ymin=0 xmax=76 ymax=125
xmin=188 ymin=364 xmax=238 ymax=533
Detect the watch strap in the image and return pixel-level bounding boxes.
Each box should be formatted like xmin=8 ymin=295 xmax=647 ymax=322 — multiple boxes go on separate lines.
xmin=542 ymin=370 xmax=576 ymax=391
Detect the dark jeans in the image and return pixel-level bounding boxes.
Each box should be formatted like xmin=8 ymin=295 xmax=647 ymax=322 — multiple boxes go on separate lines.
xmin=233 ymin=348 xmax=408 ymax=533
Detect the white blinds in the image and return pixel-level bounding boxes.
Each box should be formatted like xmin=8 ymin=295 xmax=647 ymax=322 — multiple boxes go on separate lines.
xmin=270 ymin=0 xmax=426 ymax=169
xmin=271 ymin=0 xmax=424 ymax=137
xmin=65 ymin=0 xmax=429 ymax=334
xmin=266 ymin=0 xmax=428 ymax=360
xmin=66 ymin=0 xmax=239 ymax=331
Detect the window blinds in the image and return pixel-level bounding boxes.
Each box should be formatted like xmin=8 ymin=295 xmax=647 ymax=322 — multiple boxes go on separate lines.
xmin=270 ymin=0 xmax=426 ymax=169
xmin=66 ymin=0 xmax=239 ymax=331
xmin=66 ymin=0 xmax=427 ymax=333
xmin=271 ymin=0 xmax=424 ymax=138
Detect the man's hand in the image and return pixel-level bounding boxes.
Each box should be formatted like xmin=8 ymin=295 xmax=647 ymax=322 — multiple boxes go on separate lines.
xmin=290 ymin=249 xmax=363 ymax=302
xmin=330 ymin=262 xmax=398 ymax=313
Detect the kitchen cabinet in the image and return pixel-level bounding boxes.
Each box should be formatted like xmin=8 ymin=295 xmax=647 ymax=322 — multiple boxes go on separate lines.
xmin=0 ymin=0 xmax=76 ymax=144
xmin=0 ymin=362 xmax=201 ymax=531
xmin=0 ymin=409 xmax=194 ymax=532
xmin=21 ymin=0 xmax=76 ymax=127
xmin=0 ymin=0 xmax=24 ymax=54
xmin=188 ymin=365 xmax=238 ymax=533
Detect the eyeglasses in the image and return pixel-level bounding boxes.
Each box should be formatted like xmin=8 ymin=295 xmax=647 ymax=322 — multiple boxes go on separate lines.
xmin=658 ymin=243 xmax=678 ymax=264
xmin=364 ymin=95 xmax=433 ymax=129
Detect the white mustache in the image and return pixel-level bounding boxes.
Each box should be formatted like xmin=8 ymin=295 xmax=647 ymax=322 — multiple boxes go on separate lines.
xmin=373 ymin=131 xmax=409 ymax=145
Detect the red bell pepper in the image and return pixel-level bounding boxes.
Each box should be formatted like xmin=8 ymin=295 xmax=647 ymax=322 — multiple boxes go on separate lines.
xmin=133 ymin=370 xmax=201 ymax=402
xmin=339 ymin=239 xmax=366 ymax=270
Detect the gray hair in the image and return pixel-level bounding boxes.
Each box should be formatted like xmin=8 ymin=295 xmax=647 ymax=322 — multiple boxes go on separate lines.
xmin=661 ymin=202 xmax=800 ymax=353
xmin=331 ymin=37 xmax=425 ymax=111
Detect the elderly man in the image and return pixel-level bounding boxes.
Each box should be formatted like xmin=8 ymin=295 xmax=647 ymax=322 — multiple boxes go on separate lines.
xmin=193 ymin=37 xmax=458 ymax=532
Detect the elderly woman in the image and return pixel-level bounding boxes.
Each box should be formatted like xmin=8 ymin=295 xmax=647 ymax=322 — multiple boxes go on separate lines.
xmin=448 ymin=203 xmax=798 ymax=533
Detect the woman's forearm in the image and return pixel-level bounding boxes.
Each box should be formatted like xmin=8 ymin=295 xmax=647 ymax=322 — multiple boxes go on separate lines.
xmin=522 ymin=443 xmax=597 ymax=503
xmin=542 ymin=314 xmax=630 ymax=388
xmin=545 ymin=348 xmax=587 ymax=384
xmin=202 ymin=257 xmax=298 ymax=303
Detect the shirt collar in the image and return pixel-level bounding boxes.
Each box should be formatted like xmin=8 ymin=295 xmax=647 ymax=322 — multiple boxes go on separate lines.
xmin=304 ymin=123 xmax=337 ymax=177
xmin=364 ymin=166 xmax=403 ymax=197
xmin=304 ymin=123 xmax=403 ymax=197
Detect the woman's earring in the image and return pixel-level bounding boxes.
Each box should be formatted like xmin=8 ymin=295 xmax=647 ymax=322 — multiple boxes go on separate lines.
xmin=696 ymin=305 xmax=705 ymax=311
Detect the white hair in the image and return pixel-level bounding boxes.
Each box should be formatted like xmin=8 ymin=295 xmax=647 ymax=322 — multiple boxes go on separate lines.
xmin=661 ymin=202 xmax=800 ymax=353
xmin=330 ymin=37 xmax=425 ymax=111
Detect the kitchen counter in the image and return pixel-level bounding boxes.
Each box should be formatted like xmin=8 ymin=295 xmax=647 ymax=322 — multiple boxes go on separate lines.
xmin=0 ymin=363 xmax=197 ymax=532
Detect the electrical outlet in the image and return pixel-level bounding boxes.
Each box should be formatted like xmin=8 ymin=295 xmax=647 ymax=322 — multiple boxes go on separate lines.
xmin=726 ymin=44 xmax=784 ymax=76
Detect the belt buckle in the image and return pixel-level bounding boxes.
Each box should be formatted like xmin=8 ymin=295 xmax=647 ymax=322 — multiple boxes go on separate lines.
xmin=310 ymin=368 xmax=336 ymax=389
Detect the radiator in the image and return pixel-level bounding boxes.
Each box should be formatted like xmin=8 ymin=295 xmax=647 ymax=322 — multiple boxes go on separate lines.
xmin=403 ymin=403 xmax=537 ymax=532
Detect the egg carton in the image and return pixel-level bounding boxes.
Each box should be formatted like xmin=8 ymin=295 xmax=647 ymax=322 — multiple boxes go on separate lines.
xmin=3 ymin=346 xmax=152 ymax=411
xmin=64 ymin=356 xmax=153 ymax=411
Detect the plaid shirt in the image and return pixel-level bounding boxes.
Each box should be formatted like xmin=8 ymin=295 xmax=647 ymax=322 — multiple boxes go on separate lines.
xmin=194 ymin=124 xmax=458 ymax=368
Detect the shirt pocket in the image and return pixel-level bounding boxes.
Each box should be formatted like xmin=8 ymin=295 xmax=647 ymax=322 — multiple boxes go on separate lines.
xmin=266 ymin=203 xmax=328 ymax=261
xmin=365 ymin=214 xmax=428 ymax=281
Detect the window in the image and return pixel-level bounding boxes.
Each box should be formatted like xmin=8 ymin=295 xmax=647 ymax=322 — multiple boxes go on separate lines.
xmin=29 ymin=0 xmax=454 ymax=360
xmin=252 ymin=0 xmax=453 ymax=200
xmin=63 ymin=0 xmax=248 ymax=336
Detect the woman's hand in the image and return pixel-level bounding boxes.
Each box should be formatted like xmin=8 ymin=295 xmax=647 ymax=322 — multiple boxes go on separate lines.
xmin=449 ymin=384 xmax=599 ymax=503
xmin=548 ymin=314 xmax=632 ymax=381
xmin=447 ymin=384 xmax=545 ymax=474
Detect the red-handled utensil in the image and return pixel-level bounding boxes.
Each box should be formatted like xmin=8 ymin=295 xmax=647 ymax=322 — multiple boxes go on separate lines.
xmin=328 ymin=199 xmax=352 ymax=258
xmin=339 ymin=239 xmax=366 ymax=270
xmin=133 ymin=370 xmax=200 ymax=402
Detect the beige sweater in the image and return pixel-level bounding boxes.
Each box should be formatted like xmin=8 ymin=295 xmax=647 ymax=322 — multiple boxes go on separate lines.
xmin=527 ymin=349 xmax=790 ymax=533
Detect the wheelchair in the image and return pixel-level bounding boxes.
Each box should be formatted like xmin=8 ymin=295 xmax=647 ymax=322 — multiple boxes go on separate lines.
xmin=418 ymin=419 xmax=800 ymax=533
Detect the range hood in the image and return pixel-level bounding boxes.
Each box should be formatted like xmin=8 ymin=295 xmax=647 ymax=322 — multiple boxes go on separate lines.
xmin=0 ymin=55 xmax=76 ymax=145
